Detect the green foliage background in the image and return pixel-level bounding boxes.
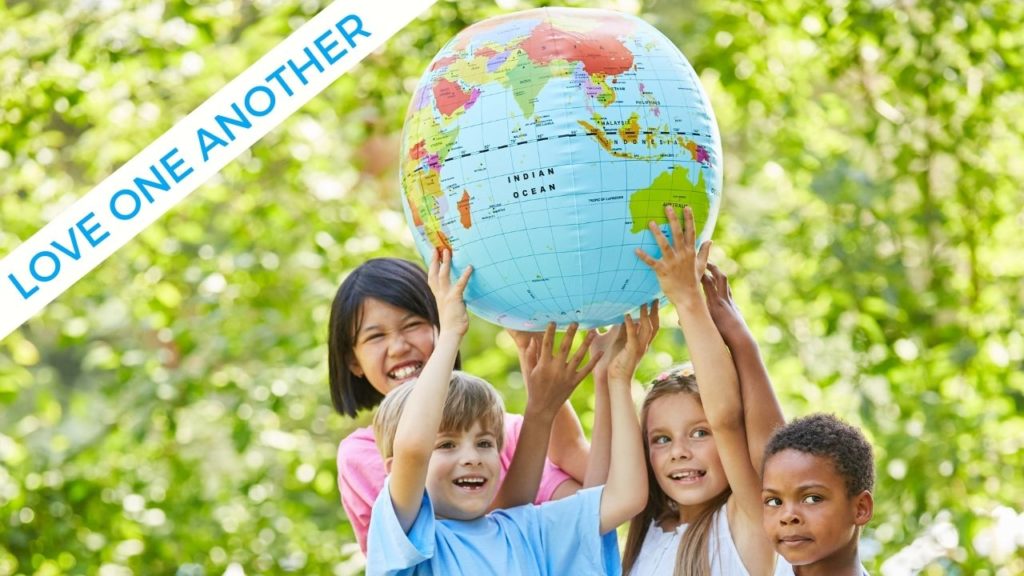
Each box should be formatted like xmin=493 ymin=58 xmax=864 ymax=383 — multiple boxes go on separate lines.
xmin=1 ymin=0 xmax=1022 ymax=574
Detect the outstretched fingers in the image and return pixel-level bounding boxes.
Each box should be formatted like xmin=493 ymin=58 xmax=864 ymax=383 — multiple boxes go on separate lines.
xmin=649 ymin=299 xmax=661 ymax=335
xmin=701 ymin=265 xmax=718 ymax=298
xmin=666 ymin=204 xmax=686 ymax=253
xmin=541 ymin=322 xmax=557 ymax=360
xmin=427 ymin=249 xmax=442 ymax=291
xmin=569 ymin=329 xmax=596 ymax=369
xmin=705 ymin=261 xmax=727 ymax=296
xmin=696 ymin=239 xmax=712 ymax=277
xmin=572 ymin=330 xmax=602 ymax=384
xmin=647 ymin=216 xmax=673 ymax=257
xmin=680 ymin=205 xmax=697 ymax=252
xmin=452 ymin=262 xmax=472 ymax=298
xmin=560 ymin=322 xmax=579 ymax=360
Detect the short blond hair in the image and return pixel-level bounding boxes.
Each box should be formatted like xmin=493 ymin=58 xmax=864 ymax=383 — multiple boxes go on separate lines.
xmin=373 ymin=371 xmax=505 ymax=460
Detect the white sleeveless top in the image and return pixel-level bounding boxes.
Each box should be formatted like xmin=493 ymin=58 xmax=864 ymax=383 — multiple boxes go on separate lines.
xmin=629 ymin=506 xmax=754 ymax=576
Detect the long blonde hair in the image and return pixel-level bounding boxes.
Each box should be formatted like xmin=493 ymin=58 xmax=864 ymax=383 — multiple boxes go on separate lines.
xmin=622 ymin=364 xmax=732 ymax=576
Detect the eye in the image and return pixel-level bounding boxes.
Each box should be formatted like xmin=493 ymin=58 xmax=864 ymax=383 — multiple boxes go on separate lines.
xmin=764 ymin=497 xmax=782 ymax=507
xmin=435 ymin=440 xmax=456 ymax=450
xmin=802 ymin=494 xmax=824 ymax=504
xmin=404 ymin=319 xmax=427 ymax=330
xmin=477 ymin=439 xmax=495 ymax=449
xmin=650 ymin=435 xmax=670 ymax=445
xmin=690 ymin=428 xmax=710 ymax=439
xmin=362 ymin=332 xmax=384 ymax=343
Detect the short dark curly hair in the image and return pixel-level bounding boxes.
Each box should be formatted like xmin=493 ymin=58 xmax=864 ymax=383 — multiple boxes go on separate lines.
xmin=764 ymin=413 xmax=875 ymax=496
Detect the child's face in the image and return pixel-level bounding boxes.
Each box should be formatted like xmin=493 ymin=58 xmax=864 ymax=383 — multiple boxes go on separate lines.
xmin=761 ymin=449 xmax=873 ymax=568
xmin=348 ymin=298 xmax=436 ymax=395
xmin=425 ymin=420 xmax=501 ymax=521
xmin=646 ymin=392 xmax=729 ymax=521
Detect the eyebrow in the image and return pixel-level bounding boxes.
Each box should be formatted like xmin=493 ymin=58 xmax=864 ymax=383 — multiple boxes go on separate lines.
xmin=358 ymin=313 xmax=419 ymax=335
xmin=762 ymin=483 xmax=832 ymax=494
xmin=648 ymin=420 xmax=708 ymax=434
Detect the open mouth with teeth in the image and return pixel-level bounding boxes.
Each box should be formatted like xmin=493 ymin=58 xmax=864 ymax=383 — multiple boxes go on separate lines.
xmin=452 ymin=476 xmax=488 ymax=491
xmin=667 ymin=469 xmax=707 ymax=482
xmin=388 ymin=362 xmax=423 ymax=381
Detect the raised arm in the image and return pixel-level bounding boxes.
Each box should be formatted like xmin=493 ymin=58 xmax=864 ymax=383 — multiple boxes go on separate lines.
xmin=581 ymin=324 xmax=620 ymax=489
xmin=507 ymin=328 xmax=591 ymax=485
xmin=702 ymin=261 xmax=785 ymax=472
xmin=493 ymin=323 xmax=598 ymax=509
xmin=637 ymin=206 xmax=774 ymax=571
xmin=599 ymin=304 xmax=657 ymax=534
xmin=388 ymin=250 xmax=471 ymax=532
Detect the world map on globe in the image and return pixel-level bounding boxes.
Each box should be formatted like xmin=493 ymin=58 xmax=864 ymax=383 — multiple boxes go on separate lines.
xmin=400 ymin=7 xmax=722 ymax=329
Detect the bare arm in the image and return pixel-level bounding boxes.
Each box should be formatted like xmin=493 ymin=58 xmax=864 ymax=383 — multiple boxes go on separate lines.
xmin=388 ymin=250 xmax=470 ymax=532
xmin=508 ymin=328 xmax=591 ymax=484
xmin=582 ymin=325 xmax=619 ymax=488
xmin=703 ymin=262 xmax=785 ymax=472
xmin=493 ymin=324 xmax=598 ymax=509
xmin=637 ymin=206 xmax=774 ymax=570
xmin=598 ymin=305 xmax=657 ymax=534
xmin=548 ymin=402 xmax=590 ymax=483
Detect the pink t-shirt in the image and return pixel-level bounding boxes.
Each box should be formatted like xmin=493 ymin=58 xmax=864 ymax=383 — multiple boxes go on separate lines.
xmin=336 ymin=412 xmax=574 ymax=553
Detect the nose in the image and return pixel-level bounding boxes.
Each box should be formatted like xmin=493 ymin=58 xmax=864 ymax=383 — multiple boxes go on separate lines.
xmin=669 ymin=440 xmax=692 ymax=461
xmin=386 ymin=332 xmax=412 ymax=357
xmin=459 ymin=445 xmax=483 ymax=466
xmin=779 ymin=503 xmax=802 ymax=526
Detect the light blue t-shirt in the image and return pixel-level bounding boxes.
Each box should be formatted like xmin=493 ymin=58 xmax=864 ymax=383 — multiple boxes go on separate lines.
xmin=366 ymin=479 xmax=620 ymax=576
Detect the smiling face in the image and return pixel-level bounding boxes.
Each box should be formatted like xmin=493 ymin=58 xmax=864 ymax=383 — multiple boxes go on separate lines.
xmin=645 ymin=392 xmax=730 ymax=522
xmin=761 ymin=449 xmax=873 ymax=570
xmin=347 ymin=298 xmax=437 ymax=395
xmin=424 ymin=420 xmax=502 ymax=521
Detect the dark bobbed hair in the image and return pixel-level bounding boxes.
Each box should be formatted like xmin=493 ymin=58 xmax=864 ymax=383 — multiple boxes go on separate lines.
xmin=763 ymin=413 xmax=875 ymax=496
xmin=327 ymin=257 xmax=461 ymax=417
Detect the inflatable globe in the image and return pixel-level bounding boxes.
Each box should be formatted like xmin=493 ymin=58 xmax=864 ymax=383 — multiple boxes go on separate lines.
xmin=400 ymin=7 xmax=722 ymax=329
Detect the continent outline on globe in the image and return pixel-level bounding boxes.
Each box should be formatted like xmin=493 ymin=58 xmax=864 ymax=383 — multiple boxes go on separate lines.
xmin=400 ymin=7 xmax=723 ymax=330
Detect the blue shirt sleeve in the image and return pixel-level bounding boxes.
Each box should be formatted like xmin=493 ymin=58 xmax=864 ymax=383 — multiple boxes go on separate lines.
xmin=365 ymin=477 xmax=436 ymax=576
xmin=531 ymin=485 xmax=621 ymax=575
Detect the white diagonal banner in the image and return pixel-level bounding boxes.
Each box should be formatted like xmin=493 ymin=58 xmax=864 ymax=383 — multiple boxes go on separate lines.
xmin=0 ymin=0 xmax=436 ymax=340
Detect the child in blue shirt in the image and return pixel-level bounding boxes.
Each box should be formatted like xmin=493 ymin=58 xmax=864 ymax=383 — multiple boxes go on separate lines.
xmin=365 ymin=249 xmax=654 ymax=576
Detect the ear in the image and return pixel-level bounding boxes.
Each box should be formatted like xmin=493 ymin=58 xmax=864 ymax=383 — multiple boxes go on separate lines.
xmin=383 ymin=456 xmax=394 ymax=475
xmin=347 ymin=355 xmax=365 ymax=378
xmin=852 ymin=490 xmax=874 ymax=526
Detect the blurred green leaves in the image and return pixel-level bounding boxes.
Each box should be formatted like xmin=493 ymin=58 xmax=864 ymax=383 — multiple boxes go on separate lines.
xmin=2 ymin=0 xmax=1022 ymax=574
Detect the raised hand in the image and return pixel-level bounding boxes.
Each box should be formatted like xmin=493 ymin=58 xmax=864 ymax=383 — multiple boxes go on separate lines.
xmin=427 ymin=249 xmax=472 ymax=336
xmin=589 ymin=323 xmax=623 ymax=383
xmin=525 ymin=322 xmax=600 ymax=418
xmin=506 ymin=327 xmax=543 ymax=378
xmin=607 ymin=301 xmax=659 ymax=384
xmin=635 ymin=205 xmax=711 ymax=304
xmin=701 ymin=261 xmax=751 ymax=347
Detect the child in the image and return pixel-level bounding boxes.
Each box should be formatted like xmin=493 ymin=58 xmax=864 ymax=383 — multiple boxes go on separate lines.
xmin=365 ymin=250 xmax=651 ymax=575
xmin=761 ymin=414 xmax=875 ymax=576
xmin=327 ymin=257 xmax=593 ymax=552
xmin=627 ymin=205 xmax=782 ymax=575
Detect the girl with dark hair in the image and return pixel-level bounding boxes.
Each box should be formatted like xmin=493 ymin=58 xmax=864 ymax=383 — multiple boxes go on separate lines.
xmin=328 ymin=257 xmax=594 ymax=553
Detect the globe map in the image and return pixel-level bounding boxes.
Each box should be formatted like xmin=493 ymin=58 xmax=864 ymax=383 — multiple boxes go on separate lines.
xmin=400 ymin=7 xmax=722 ymax=329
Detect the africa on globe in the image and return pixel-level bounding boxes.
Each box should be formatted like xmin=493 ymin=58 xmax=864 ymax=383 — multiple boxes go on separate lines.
xmin=400 ymin=7 xmax=722 ymax=329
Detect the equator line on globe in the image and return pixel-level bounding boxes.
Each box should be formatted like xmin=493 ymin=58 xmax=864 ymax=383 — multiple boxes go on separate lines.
xmin=400 ymin=7 xmax=722 ymax=330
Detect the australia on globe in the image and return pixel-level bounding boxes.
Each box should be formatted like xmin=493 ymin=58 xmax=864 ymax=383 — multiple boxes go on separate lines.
xmin=400 ymin=7 xmax=722 ymax=329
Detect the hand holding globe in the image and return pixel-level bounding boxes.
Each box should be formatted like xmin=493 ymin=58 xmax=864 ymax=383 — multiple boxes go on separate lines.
xmin=401 ymin=7 xmax=722 ymax=329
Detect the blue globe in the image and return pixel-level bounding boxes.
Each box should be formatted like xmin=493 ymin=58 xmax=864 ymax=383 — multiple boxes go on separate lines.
xmin=400 ymin=7 xmax=722 ymax=329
